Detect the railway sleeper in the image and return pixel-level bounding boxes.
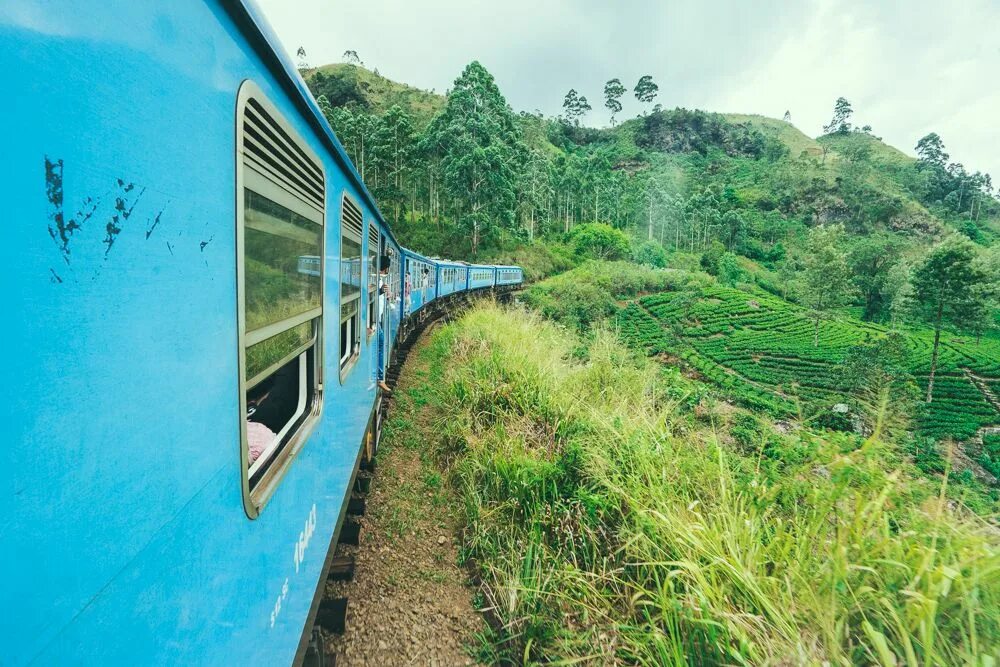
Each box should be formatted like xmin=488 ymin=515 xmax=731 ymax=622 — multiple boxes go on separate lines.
xmin=353 ymin=474 xmax=371 ymax=494
xmin=315 ymin=597 xmax=348 ymax=635
xmin=327 ymin=555 xmax=355 ymax=582
xmin=339 ymin=518 xmax=362 ymax=546
xmin=347 ymin=496 xmax=366 ymax=516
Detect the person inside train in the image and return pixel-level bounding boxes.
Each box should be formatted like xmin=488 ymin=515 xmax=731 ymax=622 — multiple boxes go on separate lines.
xmin=245 ymin=371 xmax=294 ymax=465
xmin=368 ymin=256 xmax=392 ymax=394
xmin=404 ymin=270 xmax=412 ymax=311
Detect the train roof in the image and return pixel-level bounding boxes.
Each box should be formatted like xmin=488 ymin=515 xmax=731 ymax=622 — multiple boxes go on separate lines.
xmin=401 ymin=248 xmax=434 ymax=263
xmin=223 ymin=0 xmax=400 ymax=249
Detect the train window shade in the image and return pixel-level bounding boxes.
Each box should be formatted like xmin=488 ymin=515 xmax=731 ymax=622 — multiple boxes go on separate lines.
xmin=339 ymin=194 xmax=364 ymax=381
xmin=236 ymin=81 xmax=325 ymax=518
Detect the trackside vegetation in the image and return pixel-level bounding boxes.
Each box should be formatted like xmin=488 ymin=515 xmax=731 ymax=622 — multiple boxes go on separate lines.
xmin=406 ymin=303 xmax=999 ymax=664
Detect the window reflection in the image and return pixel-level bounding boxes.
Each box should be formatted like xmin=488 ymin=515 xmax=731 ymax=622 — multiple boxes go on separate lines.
xmin=244 ymin=189 xmax=321 ymax=332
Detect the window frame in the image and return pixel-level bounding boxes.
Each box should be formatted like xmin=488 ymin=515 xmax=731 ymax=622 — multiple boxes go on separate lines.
xmin=235 ymin=80 xmax=326 ymax=519
xmin=338 ymin=193 xmax=364 ymax=383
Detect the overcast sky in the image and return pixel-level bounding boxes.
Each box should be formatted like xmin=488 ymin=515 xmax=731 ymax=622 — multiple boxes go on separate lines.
xmin=256 ymin=0 xmax=999 ymax=181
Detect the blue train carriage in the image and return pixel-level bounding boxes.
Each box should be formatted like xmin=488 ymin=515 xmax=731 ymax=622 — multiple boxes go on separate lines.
xmin=2 ymin=1 xmax=400 ymax=664
xmin=435 ymin=259 xmax=469 ymax=298
xmin=495 ymin=264 xmax=525 ymax=288
xmin=402 ymin=248 xmax=438 ymax=316
xmin=468 ymin=263 xmax=497 ymax=290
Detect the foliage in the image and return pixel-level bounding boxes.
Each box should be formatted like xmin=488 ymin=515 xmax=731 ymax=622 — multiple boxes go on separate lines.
xmin=632 ymin=240 xmax=668 ymax=268
xmin=848 ymin=233 xmax=901 ymax=321
xmin=611 ymin=276 xmax=1000 ymax=447
xmin=822 ymin=96 xmax=854 ymax=134
xmin=717 ymin=251 xmax=744 ymax=286
xmin=981 ymin=433 xmax=1000 ymax=478
xmin=913 ymin=236 xmax=991 ymax=402
xmin=522 ymin=260 xmax=680 ymax=331
xmin=414 ymin=303 xmax=1000 ymax=665
xmin=562 ymin=89 xmax=592 ymax=125
xmin=306 ymin=63 xmax=997 ymax=274
xmin=635 ymin=108 xmax=776 ymax=158
xmin=839 ymin=332 xmax=919 ymax=434
xmin=566 ymin=222 xmax=631 ymax=260
xmin=798 ymin=225 xmax=855 ymax=346
xmin=420 ymin=62 xmax=524 ymax=255
xmin=633 ymin=74 xmax=659 ymax=105
xmin=486 ymin=240 xmax=577 ymax=282
xmin=603 ymin=78 xmax=625 ymax=125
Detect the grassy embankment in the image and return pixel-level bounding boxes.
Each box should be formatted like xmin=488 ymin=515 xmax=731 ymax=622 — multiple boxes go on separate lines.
xmin=394 ymin=293 xmax=999 ymax=664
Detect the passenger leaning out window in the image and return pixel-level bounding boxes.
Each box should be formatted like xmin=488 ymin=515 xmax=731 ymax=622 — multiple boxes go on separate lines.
xmin=369 ymin=256 xmax=392 ymax=394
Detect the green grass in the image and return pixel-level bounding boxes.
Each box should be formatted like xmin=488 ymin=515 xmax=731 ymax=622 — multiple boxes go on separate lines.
xmin=412 ymin=302 xmax=1000 ymax=664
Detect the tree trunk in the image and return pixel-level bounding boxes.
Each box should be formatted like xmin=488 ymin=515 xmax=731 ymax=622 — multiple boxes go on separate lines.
xmin=647 ymin=197 xmax=653 ymax=241
xmin=926 ymin=301 xmax=944 ymax=403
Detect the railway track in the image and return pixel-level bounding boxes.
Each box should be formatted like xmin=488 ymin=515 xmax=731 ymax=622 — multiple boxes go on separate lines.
xmin=300 ymin=288 xmax=516 ymax=667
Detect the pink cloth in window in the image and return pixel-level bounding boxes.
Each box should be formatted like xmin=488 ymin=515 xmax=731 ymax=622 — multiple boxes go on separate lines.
xmin=247 ymin=420 xmax=277 ymax=464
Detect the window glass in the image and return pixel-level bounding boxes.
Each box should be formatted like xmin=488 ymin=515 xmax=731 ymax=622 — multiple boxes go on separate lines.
xmin=339 ymin=202 xmax=363 ymax=376
xmin=341 ymin=235 xmax=362 ymax=302
xmin=246 ymin=320 xmax=313 ymax=381
xmin=244 ymin=190 xmax=321 ymax=332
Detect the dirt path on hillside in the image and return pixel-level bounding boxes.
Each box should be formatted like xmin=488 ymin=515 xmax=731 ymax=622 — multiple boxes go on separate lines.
xmin=325 ymin=331 xmax=485 ymax=667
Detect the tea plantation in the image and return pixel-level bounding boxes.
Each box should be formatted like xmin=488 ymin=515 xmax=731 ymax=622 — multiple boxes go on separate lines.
xmin=618 ymin=284 xmax=1000 ymax=442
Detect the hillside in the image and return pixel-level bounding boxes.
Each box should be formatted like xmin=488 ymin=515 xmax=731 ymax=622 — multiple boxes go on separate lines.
xmin=723 ymin=113 xmax=824 ymax=159
xmin=303 ymin=63 xmax=445 ymax=128
xmin=302 ymin=61 xmax=999 ymax=265
xmin=620 ymin=282 xmax=1000 ymax=446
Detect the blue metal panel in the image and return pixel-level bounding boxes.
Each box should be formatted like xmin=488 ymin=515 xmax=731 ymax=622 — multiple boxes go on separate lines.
xmin=0 ymin=1 xmax=375 ymax=664
xmin=468 ymin=264 xmax=495 ymax=290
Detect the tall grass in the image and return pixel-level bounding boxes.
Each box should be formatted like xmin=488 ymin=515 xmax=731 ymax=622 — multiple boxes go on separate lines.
xmin=417 ymin=302 xmax=999 ymax=665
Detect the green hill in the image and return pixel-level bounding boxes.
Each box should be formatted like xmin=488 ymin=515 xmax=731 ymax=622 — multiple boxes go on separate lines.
xmin=723 ymin=113 xmax=825 ymax=159
xmin=303 ymin=63 xmax=445 ymax=128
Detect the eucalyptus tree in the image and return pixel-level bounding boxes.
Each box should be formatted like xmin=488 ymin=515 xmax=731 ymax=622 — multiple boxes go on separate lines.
xmin=421 ymin=61 xmax=524 ymax=256
xmin=603 ymin=78 xmax=626 ymax=125
xmin=822 ymin=97 xmax=853 ymax=134
xmin=371 ymin=105 xmax=416 ymax=223
xmin=634 ymin=75 xmax=659 ymax=111
xmin=562 ymin=89 xmax=592 ymax=126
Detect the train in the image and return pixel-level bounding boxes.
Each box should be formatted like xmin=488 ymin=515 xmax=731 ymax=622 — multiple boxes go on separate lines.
xmin=0 ymin=1 xmax=523 ymax=664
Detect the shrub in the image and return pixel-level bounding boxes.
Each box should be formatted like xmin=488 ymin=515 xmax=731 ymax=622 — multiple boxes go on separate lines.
xmin=632 ymin=240 xmax=668 ymax=268
xmin=566 ymin=223 xmax=631 ymax=261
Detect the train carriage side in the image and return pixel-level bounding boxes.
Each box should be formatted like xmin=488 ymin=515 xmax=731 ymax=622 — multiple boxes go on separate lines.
xmin=1 ymin=2 xmax=398 ymax=665
xmin=468 ymin=264 xmax=495 ymax=290
xmin=495 ymin=264 xmax=524 ymax=287
xmin=436 ymin=259 xmax=466 ymax=299
xmin=402 ymin=248 xmax=436 ymax=316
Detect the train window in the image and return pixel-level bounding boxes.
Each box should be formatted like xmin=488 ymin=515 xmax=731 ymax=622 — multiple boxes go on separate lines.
xmin=367 ymin=222 xmax=378 ymax=339
xmin=237 ymin=81 xmax=325 ymax=518
xmin=340 ymin=195 xmax=363 ymax=379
